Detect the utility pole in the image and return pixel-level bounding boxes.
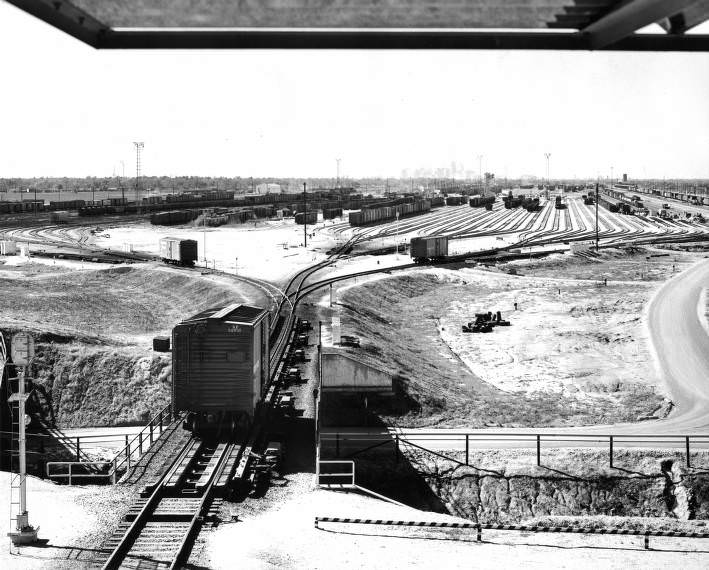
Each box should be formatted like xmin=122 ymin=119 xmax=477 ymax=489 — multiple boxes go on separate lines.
xmin=395 ymin=211 xmax=400 ymax=259
xmin=33 ymin=186 xmax=37 ymax=216
xmin=303 ymin=182 xmax=307 ymax=248
xmin=595 ymin=182 xmax=599 ymax=252
xmin=120 ymin=161 xmax=126 ymax=203
xmin=336 ymin=158 xmax=341 ymax=188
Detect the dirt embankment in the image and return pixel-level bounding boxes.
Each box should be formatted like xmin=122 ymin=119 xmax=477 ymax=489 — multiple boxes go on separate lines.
xmin=336 ymin=249 xmax=686 ymax=428
xmin=1 ymin=262 xmax=267 ymax=427
xmin=355 ymin=449 xmax=709 ymax=524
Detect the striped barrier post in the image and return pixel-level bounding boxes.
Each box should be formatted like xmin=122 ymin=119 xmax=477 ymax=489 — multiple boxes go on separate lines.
xmin=314 ymin=517 xmax=709 ymax=549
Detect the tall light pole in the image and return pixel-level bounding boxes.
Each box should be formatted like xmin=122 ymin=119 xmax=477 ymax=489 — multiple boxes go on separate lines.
xmin=544 ymin=153 xmax=551 ymax=198
xmin=610 ymin=166 xmax=614 ymax=187
xmin=336 ymin=158 xmax=341 ymax=188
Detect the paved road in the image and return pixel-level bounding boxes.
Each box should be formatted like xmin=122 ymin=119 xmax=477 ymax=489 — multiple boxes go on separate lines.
xmin=647 ymin=257 xmax=709 ymax=430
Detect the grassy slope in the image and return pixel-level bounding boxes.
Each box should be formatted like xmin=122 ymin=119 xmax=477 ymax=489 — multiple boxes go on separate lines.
xmin=339 ymin=262 xmax=664 ymax=428
xmin=1 ymin=262 xmax=266 ymax=426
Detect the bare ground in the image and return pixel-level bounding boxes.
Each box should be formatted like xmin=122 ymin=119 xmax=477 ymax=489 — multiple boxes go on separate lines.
xmin=333 ymin=247 xmax=707 ymax=428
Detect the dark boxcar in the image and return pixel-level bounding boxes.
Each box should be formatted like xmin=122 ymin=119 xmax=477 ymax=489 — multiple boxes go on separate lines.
xmin=172 ymin=303 xmax=270 ymax=435
xmin=410 ymin=236 xmax=448 ymax=261
xmin=295 ymin=211 xmax=318 ymax=225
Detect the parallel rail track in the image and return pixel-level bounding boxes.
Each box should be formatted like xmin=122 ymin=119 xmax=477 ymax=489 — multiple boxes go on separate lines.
xmin=98 ymin=232 xmax=361 ymax=569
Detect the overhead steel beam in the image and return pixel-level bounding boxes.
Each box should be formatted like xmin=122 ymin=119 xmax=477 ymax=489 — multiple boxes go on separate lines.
xmin=95 ymin=29 xmax=709 ymax=51
xmin=5 ymin=0 xmax=108 ymax=47
xmin=582 ymin=0 xmax=699 ymax=48
xmin=657 ymin=0 xmax=709 ymax=32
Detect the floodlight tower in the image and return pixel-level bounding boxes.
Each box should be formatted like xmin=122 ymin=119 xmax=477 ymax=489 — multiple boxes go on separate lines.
xmin=134 ymin=142 xmax=144 ymax=208
xmin=544 ymin=153 xmax=551 ymax=199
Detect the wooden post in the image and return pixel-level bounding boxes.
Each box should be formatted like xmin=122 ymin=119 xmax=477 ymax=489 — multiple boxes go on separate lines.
xmin=335 ymin=433 xmax=340 ymax=458
xmin=686 ymin=436 xmax=691 ymax=468
xmin=395 ymin=435 xmax=400 ymax=464
xmin=609 ymin=435 xmax=614 ymax=468
xmin=139 ymin=432 xmax=143 ymax=455
xmin=536 ymin=435 xmax=541 ymax=466
xmin=465 ymin=434 xmax=469 ymax=466
xmin=76 ymin=437 xmax=81 ymax=462
xmin=125 ymin=434 xmax=130 ymax=469
xmin=149 ymin=423 xmax=154 ymax=445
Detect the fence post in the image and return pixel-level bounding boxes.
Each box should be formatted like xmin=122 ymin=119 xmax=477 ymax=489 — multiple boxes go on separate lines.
xmin=112 ymin=458 xmax=117 ymax=484
xmin=126 ymin=435 xmax=131 ymax=470
xmin=395 ymin=435 xmax=400 ymax=464
xmin=335 ymin=433 xmax=340 ymax=458
xmin=76 ymin=437 xmax=81 ymax=462
xmin=536 ymin=435 xmax=541 ymax=466
xmin=150 ymin=423 xmax=154 ymax=445
xmin=609 ymin=435 xmax=614 ymax=468
xmin=644 ymin=532 xmax=650 ymax=550
xmin=476 ymin=524 xmax=482 ymax=542
xmin=465 ymin=434 xmax=469 ymax=466
xmin=686 ymin=436 xmax=691 ymax=468
xmin=139 ymin=432 xmax=143 ymax=455
xmin=68 ymin=464 xmax=72 ymax=486
xmin=159 ymin=411 xmax=163 ymax=434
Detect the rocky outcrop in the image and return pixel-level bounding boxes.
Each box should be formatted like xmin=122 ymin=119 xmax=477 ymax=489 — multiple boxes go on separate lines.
xmin=353 ymin=451 xmax=709 ymax=523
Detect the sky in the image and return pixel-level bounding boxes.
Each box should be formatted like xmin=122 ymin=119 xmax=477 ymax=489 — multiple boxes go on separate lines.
xmin=1 ymin=1 xmax=708 ymax=180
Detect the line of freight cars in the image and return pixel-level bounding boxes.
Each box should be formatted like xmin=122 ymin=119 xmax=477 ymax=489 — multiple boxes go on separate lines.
xmin=502 ymin=193 xmax=542 ymax=212
xmin=348 ymin=199 xmax=431 ymax=226
xmin=151 ymin=205 xmax=283 ymax=226
xmin=468 ymin=194 xmax=496 ymax=209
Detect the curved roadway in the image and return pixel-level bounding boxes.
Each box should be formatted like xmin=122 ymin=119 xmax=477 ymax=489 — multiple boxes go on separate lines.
xmin=647 ymin=257 xmax=709 ymax=430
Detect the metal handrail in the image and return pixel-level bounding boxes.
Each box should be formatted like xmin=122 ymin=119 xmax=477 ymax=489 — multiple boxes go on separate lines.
xmin=109 ymin=403 xmax=172 ymax=478
xmin=320 ymin=431 xmax=709 ymax=469
xmin=46 ymin=461 xmax=113 ymax=485
xmin=318 ymin=460 xmax=355 ymax=486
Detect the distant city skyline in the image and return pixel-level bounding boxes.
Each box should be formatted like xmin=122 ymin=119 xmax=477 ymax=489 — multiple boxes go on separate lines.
xmin=1 ymin=2 xmax=709 ymax=180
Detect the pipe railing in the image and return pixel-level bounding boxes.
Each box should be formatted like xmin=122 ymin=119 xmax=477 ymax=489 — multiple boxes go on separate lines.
xmin=109 ymin=403 xmax=173 ymax=479
xmin=319 ymin=431 xmax=709 ymax=469
xmin=25 ymin=403 xmax=174 ymax=484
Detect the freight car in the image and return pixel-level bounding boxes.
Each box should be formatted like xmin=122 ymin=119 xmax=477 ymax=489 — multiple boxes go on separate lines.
xmin=469 ymin=194 xmax=496 ymax=208
xmin=323 ymin=207 xmax=343 ymax=219
xmin=172 ymin=303 xmax=270 ymax=436
xmin=349 ymin=199 xmax=431 ymax=226
xmin=159 ymin=237 xmax=198 ymax=266
xmin=410 ymin=236 xmax=448 ymax=262
xmin=445 ymin=196 xmax=466 ymax=206
xmin=295 ymin=211 xmax=318 ymax=225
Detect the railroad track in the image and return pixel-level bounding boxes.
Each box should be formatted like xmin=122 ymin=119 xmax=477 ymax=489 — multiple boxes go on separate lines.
xmin=98 ymin=437 xmax=238 ymax=569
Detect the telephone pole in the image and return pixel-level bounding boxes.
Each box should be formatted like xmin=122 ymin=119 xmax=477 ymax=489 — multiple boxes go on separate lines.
xmin=595 ymin=182 xmax=600 ymax=252
xmin=303 ymin=182 xmax=308 ymax=248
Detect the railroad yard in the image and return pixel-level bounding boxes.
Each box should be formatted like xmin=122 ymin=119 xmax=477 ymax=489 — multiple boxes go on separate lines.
xmin=2 ymin=180 xmax=709 ymax=570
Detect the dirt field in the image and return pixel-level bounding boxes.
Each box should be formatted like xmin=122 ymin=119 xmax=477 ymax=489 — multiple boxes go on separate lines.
xmin=332 ymin=247 xmax=706 ymax=428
